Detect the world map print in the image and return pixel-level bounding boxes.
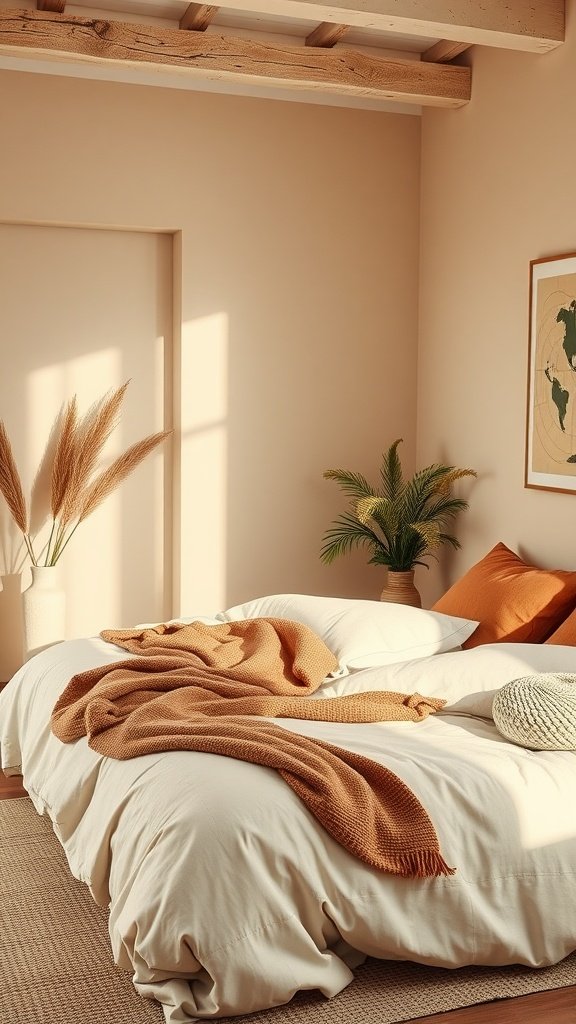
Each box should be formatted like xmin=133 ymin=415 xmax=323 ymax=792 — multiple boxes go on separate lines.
xmin=529 ymin=269 xmax=576 ymax=483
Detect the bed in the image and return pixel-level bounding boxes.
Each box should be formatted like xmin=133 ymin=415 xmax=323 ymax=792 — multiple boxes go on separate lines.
xmin=1 ymin=587 xmax=576 ymax=1024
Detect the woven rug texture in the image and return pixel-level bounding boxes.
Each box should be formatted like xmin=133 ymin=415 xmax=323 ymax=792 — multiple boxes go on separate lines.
xmin=1 ymin=796 xmax=575 ymax=1024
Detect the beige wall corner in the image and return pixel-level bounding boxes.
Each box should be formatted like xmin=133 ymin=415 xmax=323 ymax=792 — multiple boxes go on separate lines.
xmin=418 ymin=15 xmax=576 ymax=607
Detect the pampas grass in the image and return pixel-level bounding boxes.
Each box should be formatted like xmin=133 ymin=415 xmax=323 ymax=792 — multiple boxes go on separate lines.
xmin=0 ymin=382 xmax=171 ymax=567
xmin=0 ymin=423 xmax=36 ymax=568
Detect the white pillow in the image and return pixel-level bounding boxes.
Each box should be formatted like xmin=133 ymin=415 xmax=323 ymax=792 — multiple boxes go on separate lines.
xmin=217 ymin=593 xmax=478 ymax=672
xmin=315 ymin=642 xmax=576 ymax=718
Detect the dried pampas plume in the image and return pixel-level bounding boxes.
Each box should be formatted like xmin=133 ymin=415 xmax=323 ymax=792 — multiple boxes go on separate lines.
xmin=58 ymin=382 xmax=129 ymax=527
xmin=50 ymin=396 xmax=78 ymax=519
xmin=0 ymin=382 xmax=171 ymax=567
xmin=78 ymin=432 xmax=171 ymax=523
xmin=0 ymin=423 xmax=27 ymax=534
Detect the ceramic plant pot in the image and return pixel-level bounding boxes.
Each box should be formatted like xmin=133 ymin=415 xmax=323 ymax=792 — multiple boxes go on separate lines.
xmin=380 ymin=569 xmax=422 ymax=608
xmin=22 ymin=565 xmax=66 ymax=661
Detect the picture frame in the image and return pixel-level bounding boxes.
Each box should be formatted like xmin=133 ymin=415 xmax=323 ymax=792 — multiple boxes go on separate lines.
xmin=525 ymin=251 xmax=576 ymax=493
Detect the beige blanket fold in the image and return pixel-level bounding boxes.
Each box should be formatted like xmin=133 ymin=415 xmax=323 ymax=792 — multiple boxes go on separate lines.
xmin=51 ymin=617 xmax=454 ymax=878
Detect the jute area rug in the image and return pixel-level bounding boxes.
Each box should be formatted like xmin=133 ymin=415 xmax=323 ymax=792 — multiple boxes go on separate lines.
xmin=1 ymin=798 xmax=575 ymax=1024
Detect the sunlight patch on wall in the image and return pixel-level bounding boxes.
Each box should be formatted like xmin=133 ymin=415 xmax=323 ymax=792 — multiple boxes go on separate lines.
xmin=179 ymin=312 xmax=228 ymax=615
xmin=26 ymin=347 xmax=122 ymax=478
xmin=155 ymin=324 xmax=173 ymax=621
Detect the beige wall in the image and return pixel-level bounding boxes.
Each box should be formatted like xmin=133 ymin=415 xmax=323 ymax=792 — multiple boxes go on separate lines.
xmin=0 ymin=223 xmax=172 ymax=642
xmin=0 ymin=70 xmax=421 ymax=625
xmin=417 ymin=9 xmax=576 ymax=607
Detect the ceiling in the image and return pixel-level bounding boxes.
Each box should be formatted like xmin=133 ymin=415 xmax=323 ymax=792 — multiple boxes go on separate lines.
xmin=0 ymin=0 xmax=566 ymax=113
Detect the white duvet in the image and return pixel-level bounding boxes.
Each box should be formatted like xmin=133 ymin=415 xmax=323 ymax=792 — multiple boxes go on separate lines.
xmin=2 ymin=637 xmax=576 ymax=1022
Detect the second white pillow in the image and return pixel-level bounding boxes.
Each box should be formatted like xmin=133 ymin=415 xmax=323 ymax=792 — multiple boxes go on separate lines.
xmin=218 ymin=593 xmax=478 ymax=673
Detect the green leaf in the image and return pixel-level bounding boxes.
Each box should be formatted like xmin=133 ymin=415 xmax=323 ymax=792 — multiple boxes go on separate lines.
xmin=323 ymin=469 xmax=374 ymax=500
xmin=380 ymin=439 xmax=403 ymax=502
xmin=320 ymin=512 xmax=382 ymax=565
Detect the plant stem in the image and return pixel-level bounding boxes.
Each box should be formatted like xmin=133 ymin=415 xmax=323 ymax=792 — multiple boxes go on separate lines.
xmin=23 ymin=533 xmax=38 ymax=567
xmin=44 ymin=519 xmax=57 ymax=566
xmin=48 ymin=520 xmax=69 ymax=566
xmin=50 ymin=521 xmax=81 ymax=565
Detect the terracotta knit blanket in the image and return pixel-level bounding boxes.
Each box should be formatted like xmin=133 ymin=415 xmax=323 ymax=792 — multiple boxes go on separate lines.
xmin=51 ymin=617 xmax=454 ymax=878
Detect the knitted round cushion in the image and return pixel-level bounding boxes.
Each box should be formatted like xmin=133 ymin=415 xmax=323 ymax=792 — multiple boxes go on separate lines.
xmin=492 ymin=673 xmax=576 ymax=750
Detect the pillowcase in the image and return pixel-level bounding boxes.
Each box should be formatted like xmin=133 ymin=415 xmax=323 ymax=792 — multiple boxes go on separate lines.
xmin=545 ymin=606 xmax=576 ymax=645
xmin=431 ymin=542 xmax=576 ymax=649
xmin=315 ymin=641 xmax=576 ymax=718
xmin=217 ymin=593 xmax=478 ymax=672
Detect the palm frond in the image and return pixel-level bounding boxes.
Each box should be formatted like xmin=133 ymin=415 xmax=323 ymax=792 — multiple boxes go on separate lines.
xmin=417 ymin=495 xmax=470 ymax=524
xmin=433 ymin=467 xmax=477 ymax=495
xmin=356 ymin=495 xmax=389 ymax=525
xmin=438 ymin=533 xmax=462 ymax=550
xmin=396 ymin=470 xmax=439 ymax=527
xmin=323 ymin=469 xmax=374 ymax=500
xmin=356 ymin=494 xmax=398 ymax=551
xmin=320 ymin=512 xmax=381 ymax=565
xmin=387 ymin=529 xmax=429 ymax=570
xmin=380 ymin=439 xmax=403 ymax=501
xmin=395 ymin=464 xmax=472 ymax=530
xmin=410 ymin=520 xmax=442 ymax=549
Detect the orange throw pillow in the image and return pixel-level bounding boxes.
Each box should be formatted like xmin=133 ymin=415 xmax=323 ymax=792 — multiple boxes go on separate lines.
xmin=432 ymin=542 xmax=576 ymax=649
xmin=545 ymin=607 xmax=576 ymax=645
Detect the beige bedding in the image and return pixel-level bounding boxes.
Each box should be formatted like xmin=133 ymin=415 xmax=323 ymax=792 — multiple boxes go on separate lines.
xmin=2 ymin=636 xmax=576 ymax=1022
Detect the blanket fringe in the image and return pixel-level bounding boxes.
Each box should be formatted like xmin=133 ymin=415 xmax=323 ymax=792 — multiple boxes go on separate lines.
xmin=390 ymin=851 xmax=456 ymax=878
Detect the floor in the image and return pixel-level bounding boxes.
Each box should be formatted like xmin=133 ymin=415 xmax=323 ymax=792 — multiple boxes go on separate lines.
xmin=0 ymin=775 xmax=574 ymax=1024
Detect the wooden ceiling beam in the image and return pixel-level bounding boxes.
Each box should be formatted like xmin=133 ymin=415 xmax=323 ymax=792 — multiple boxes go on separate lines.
xmin=37 ymin=0 xmax=66 ymax=11
xmin=305 ymin=22 xmax=349 ymax=47
xmin=210 ymin=0 xmax=565 ymax=53
xmin=421 ymin=40 xmax=471 ymax=63
xmin=0 ymin=8 xmax=472 ymax=108
xmin=179 ymin=4 xmax=219 ymax=32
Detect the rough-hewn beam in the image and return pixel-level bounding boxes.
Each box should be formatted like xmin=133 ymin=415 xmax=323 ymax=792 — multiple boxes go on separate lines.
xmin=37 ymin=0 xmax=66 ymax=10
xmin=421 ymin=40 xmax=471 ymax=63
xmin=0 ymin=9 xmax=472 ymax=108
xmin=306 ymin=22 xmax=349 ymax=47
xmin=211 ymin=0 xmax=565 ymax=53
xmin=179 ymin=4 xmax=219 ymax=32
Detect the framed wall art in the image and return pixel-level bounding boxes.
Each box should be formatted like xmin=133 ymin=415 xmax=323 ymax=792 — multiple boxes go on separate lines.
xmin=525 ymin=251 xmax=576 ymax=493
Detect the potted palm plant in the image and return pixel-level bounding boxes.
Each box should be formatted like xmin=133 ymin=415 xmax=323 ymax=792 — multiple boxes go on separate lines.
xmin=320 ymin=439 xmax=476 ymax=606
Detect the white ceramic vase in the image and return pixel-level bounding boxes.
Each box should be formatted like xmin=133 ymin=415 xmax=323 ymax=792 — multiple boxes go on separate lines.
xmin=22 ymin=565 xmax=66 ymax=661
xmin=0 ymin=573 xmax=24 ymax=680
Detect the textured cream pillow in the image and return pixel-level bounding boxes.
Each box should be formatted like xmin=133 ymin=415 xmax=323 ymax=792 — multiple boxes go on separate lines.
xmin=218 ymin=593 xmax=478 ymax=672
xmin=492 ymin=674 xmax=576 ymax=750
